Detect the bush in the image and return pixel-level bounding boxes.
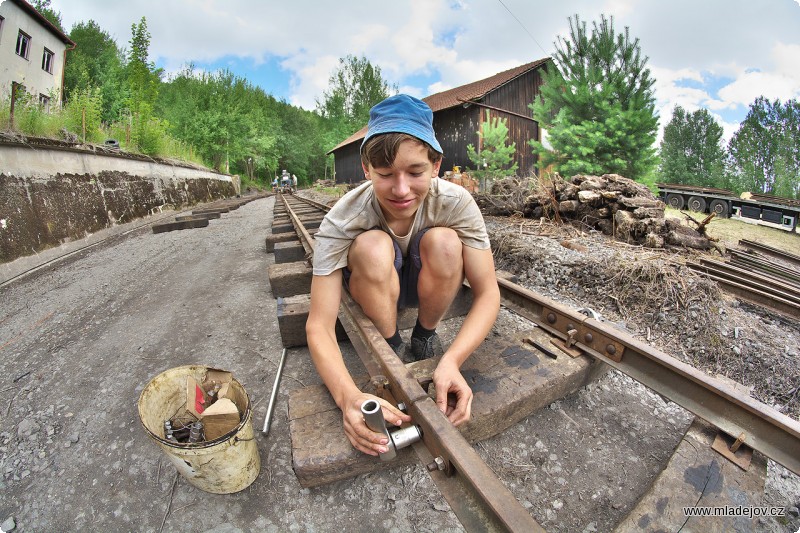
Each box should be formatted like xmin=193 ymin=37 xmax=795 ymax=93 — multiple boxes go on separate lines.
xmin=64 ymin=87 xmax=104 ymax=142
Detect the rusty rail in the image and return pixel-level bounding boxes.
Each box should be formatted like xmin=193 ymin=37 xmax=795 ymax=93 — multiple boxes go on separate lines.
xmin=687 ymin=260 xmax=800 ymax=319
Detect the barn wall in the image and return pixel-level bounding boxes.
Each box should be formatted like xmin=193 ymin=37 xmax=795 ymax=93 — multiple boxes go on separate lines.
xmin=432 ymin=106 xmax=480 ymax=173
xmin=332 ymin=144 xmax=364 ymax=185
xmin=482 ymin=69 xmax=544 ymax=176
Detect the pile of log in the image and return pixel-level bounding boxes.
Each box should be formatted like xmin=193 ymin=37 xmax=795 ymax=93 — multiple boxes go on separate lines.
xmin=478 ymin=174 xmax=714 ymax=250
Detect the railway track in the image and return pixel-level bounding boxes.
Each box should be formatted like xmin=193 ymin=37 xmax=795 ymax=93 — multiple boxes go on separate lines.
xmin=687 ymin=238 xmax=800 ymax=320
xmin=266 ymin=192 xmax=800 ymax=532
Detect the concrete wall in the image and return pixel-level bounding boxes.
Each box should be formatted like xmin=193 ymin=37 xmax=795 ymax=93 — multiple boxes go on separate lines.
xmin=0 ymin=0 xmax=68 ymax=103
xmin=0 ymin=137 xmax=236 ymax=263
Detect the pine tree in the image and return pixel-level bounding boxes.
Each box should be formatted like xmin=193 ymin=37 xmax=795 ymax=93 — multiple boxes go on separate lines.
xmin=531 ymin=14 xmax=658 ymax=180
xmin=659 ymin=105 xmax=725 ymax=188
xmin=127 ymin=17 xmax=160 ymax=109
xmin=466 ymin=110 xmax=518 ymax=177
xmin=123 ymin=17 xmax=167 ymax=154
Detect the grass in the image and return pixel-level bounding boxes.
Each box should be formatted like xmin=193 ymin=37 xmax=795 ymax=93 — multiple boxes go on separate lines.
xmin=313 ymin=184 xmax=350 ymax=198
xmin=665 ymin=207 xmax=800 ymax=253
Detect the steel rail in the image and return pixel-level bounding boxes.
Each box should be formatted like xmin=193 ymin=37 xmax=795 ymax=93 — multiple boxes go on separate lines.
xmin=280 ymin=194 xmax=315 ymax=256
xmin=279 ymin=194 xmax=545 ymax=532
xmin=702 ymin=273 xmax=799 ymax=319
xmin=691 ymin=260 xmax=800 ymax=307
xmin=336 ymin=290 xmax=545 ymax=532
xmin=496 ymin=276 xmax=800 ymax=476
xmin=729 ymin=250 xmax=800 ymax=286
xmin=286 ymin=193 xmax=334 ymax=212
xmin=739 ymin=239 xmax=800 ymax=268
xmin=687 ymin=263 xmax=800 ymax=319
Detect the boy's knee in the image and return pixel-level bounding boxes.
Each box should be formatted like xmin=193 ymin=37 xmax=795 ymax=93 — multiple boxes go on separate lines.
xmin=420 ymin=227 xmax=463 ymax=265
xmin=349 ymin=230 xmax=395 ymax=275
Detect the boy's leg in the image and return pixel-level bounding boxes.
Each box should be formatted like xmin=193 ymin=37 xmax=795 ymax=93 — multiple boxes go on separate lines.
xmin=347 ymin=230 xmax=400 ymax=339
xmin=416 ymin=227 xmax=465 ymax=328
xmin=410 ymin=227 xmax=464 ymax=360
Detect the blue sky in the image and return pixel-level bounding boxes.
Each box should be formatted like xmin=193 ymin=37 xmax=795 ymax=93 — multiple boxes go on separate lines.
xmin=50 ymin=0 xmax=800 ymax=143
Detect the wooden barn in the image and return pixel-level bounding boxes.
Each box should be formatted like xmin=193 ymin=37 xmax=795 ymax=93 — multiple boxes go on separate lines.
xmin=327 ymin=58 xmax=552 ymax=184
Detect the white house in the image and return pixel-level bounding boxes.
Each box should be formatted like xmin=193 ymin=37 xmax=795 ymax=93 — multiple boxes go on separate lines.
xmin=0 ymin=0 xmax=73 ymax=110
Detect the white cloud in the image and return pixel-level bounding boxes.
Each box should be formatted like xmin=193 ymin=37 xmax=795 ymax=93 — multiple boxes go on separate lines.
xmin=717 ymin=70 xmax=800 ymax=108
xmin=282 ymin=55 xmax=341 ymax=110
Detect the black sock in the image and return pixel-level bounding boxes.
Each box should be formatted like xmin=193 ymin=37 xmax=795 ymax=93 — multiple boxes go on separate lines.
xmin=385 ymin=328 xmax=403 ymax=349
xmin=412 ymin=319 xmax=436 ymax=340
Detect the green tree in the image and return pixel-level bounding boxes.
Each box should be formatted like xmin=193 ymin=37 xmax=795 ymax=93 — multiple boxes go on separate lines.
xmin=659 ymin=105 xmax=726 ymax=187
xmin=728 ymin=97 xmax=800 ymax=197
xmin=316 ymin=55 xmax=396 ymax=139
xmin=64 ymin=20 xmax=126 ymax=123
xmin=531 ymin=14 xmax=658 ymax=180
xmin=466 ymin=110 xmax=519 ymax=177
xmin=126 ymin=17 xmax=161 ymax=110
xmin=30 ymin=0 xmax=64 ymax=33
xmin=123 ymin=17 xmax=164 ymax=154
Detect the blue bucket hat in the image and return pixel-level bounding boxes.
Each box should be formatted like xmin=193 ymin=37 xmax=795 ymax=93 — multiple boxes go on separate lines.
xmin=361 ymin=94 xmax=443 ymax=154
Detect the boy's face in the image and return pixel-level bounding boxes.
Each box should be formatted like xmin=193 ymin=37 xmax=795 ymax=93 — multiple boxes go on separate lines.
xmin=362 ymin=139 xmax=441 ymax=225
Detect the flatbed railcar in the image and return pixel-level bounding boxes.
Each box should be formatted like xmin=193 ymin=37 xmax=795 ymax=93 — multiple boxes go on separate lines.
xmin=657 ymin=183 xmax=799 ymax=233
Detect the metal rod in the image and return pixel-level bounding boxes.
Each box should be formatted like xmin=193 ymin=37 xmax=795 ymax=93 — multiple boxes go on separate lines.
xmin=262 ymin=347 xmax=288 ymax=435
xmin=361 ymin=399 xmax=396 ymax=461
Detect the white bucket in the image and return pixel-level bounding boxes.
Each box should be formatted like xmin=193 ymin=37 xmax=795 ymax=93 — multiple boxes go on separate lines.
xmin=138 ymin=365 xmax=260 ymax=494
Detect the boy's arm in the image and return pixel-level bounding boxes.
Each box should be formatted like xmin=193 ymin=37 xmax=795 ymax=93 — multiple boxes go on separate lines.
xmin=433 ymin=245 xmax=500 ymax=425
xmin=306 ymin=271 xmax=410 ymax=456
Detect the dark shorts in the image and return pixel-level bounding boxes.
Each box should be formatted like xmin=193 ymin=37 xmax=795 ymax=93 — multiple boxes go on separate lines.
xmin=343 ymin=227 xmax=431 ymax=309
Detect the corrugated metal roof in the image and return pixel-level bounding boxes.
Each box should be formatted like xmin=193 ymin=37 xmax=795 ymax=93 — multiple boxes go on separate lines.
xmin=329 ymin=57 xmax=551 ymax=153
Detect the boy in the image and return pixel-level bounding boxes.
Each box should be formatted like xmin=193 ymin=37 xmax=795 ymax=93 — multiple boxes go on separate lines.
xmin=306 ymin=94 xmax=500 ymax=457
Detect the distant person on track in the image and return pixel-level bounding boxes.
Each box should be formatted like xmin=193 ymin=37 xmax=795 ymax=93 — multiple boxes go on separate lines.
xmin=280 ymin=170 xmax=291 ymax=192
xmin=306 ymin=94 xmax=500 ymax=456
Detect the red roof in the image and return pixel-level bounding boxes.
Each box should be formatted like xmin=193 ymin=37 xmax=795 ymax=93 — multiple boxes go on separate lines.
xmin=329 ymin=57 xmax=551 ymax=153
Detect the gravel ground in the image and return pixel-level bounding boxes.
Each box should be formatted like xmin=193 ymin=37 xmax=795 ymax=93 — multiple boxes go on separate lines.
xmin=0 ymin=191 xmax=798 ymax=532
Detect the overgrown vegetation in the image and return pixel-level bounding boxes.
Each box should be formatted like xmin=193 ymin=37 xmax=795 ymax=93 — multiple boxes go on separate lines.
xmin=3 ymin=9 xmax=393 ymax=189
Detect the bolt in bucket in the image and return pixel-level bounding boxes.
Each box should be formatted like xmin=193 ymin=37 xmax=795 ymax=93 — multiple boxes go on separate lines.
xmin=138 ymin=365 xmax=260 ymax=494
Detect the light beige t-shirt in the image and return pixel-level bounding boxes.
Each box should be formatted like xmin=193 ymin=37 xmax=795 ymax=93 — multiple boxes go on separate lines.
xmin=312 ymin=178 xmax=490 ymax=276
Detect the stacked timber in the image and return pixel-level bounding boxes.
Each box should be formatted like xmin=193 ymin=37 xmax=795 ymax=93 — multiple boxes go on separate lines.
xmin=478 ymin=173 xmax=713 ymax=250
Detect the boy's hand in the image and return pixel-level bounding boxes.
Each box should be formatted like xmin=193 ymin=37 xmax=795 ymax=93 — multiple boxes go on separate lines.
xmin=432 ymin=358 xmax=473 ymax=426
xmin=342 ymin=392 xmax=412 ymax=456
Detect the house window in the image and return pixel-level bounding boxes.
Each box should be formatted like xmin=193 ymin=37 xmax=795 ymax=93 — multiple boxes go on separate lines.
xmin=42 ymin=47 xmax=54 ymax=73
xmin=39 ymin=94 xmax=50 ymax=112
xmin=16 ymin=30 xmax=31 ymax=59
